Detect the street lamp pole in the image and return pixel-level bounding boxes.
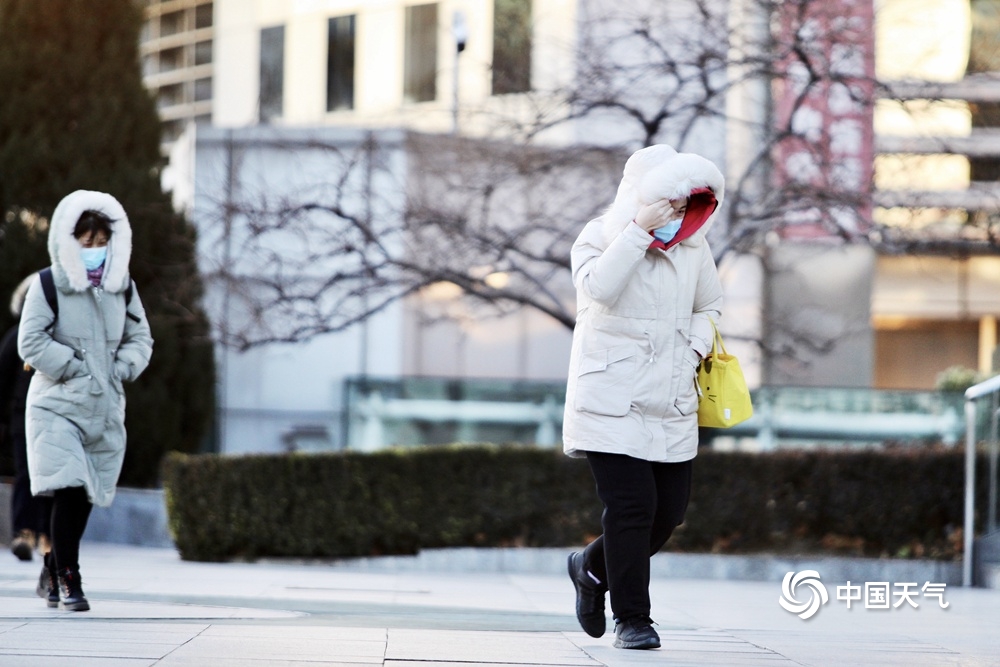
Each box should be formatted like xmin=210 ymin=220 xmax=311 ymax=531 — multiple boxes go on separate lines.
xmin=452 ymin=10 xmax=467 ymax=135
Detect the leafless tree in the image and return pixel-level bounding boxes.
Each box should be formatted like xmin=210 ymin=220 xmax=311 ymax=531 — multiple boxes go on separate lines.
xmin=201 ymin=0 xmax=993 ymax=353
xmin=199 ymin=132 xmax=622 ymax=349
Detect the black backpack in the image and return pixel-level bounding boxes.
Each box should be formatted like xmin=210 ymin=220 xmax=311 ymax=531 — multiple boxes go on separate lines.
xmin=38 ymin=267 xmax=140 ymax=329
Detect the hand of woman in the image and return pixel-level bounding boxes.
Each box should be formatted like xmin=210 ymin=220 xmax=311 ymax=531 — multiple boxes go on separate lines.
xmin=635 ymin=199 xmax=679 ymax=232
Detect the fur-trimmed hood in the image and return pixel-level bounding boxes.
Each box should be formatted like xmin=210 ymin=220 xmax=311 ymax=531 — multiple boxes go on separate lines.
xmin=602 ymin=145 xmax=725 ymax=248
xmin=48 ymin=190 xmax=132 ymax=294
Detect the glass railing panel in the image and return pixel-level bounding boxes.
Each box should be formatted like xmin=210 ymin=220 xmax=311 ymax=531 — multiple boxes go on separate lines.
xmin=343 ymin=377 xmax=967 ymax=450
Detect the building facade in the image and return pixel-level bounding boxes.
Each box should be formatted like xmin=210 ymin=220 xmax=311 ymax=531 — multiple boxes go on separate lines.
xmin=870 ymin=0 xmax=1000 ymax=388
xmin=140 ymin=0 xmax=215 ymax=151
xmin=151 ymin=0 xmax=1000 ymax=451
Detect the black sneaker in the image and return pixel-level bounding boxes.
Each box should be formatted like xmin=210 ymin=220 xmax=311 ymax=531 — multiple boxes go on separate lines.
xmin=57 ymin=568 xmax=90 ymax=612
xmin=35 ymin=553 xmax=59 ymax=608
xmin=567 ymin=552 xmax=607 ymax=638
xmin=613 ymin=616 xmax=660 ymax=650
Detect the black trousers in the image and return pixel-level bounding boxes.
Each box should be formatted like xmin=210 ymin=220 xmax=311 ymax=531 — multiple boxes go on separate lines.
xmin=582 ymin=452 xmax=693 ymax=622
xmin=50 ymin=487 xmax=93 ymax=573
xmin=11 ymin=428 xmax=51 ymax=537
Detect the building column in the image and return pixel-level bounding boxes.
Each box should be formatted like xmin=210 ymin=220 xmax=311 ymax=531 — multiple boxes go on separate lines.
xmin=980 ymin=315 xmax=997 ymax=375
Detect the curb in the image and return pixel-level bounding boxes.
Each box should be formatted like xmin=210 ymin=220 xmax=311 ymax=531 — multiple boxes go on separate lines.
xmin=274 ymin=546 xmax=964 ymax=585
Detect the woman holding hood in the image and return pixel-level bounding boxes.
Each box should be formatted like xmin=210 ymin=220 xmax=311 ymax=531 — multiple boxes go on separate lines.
xmin=18 ymin=190 xmax=153 ymax=611
xmin=564 ymin=145 xmax=724 ymax=649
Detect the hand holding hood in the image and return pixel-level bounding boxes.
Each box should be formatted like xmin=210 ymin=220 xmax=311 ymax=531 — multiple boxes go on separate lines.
xmin=603 ymin=145 xmax=725 ymax=250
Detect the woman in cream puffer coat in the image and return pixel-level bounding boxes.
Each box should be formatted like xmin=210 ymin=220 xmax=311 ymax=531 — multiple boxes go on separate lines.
xmin=563 ymin=145 xmax=724 ymax=650
xmin=18 ymin=190 xmax=153 ymax=611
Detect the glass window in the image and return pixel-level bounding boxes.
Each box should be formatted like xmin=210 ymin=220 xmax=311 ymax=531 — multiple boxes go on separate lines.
xmin=968 ymin=0 xmax=1000 ymax=74
xmin=194 ymin=40 xmax=213 ymax=66
xmin=157 ymin=83 xmax=184 ymax=109
xmin=194 ymin=77 xmax=212 ymax=102
xmin=404 ymin=3 xmax=438 ymax=103
xmin=259 ymin=26 xmax=284 ymax=122
xmin=159 ymin=46 xmax=184 ymax=73
xmin=162 ymin=119 xmax=184 ymax=143
xmin=327 ymin=15 xmax=356 ymax=111
xmin=160 ymin=11 xmax=184 ymax=37
xmin=195 ymin=3 xmax=213 ymax=29
xmin=969 ymin=0 xmax=999 ymax=182
xmin=492 ymin=0 xmax=531 ymax=95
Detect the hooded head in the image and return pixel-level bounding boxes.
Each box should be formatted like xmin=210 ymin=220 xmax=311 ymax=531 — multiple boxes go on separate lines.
xmin=603 ymin=144 xmax=725 ymax=249
xmin=48 ymin=190 xmax=132 ymax=293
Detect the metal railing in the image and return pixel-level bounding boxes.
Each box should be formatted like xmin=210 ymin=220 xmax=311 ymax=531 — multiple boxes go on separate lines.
xmin=724 ymin=387 xmax=963 ymax=448
xmin=963 ymin=376 xmax=1000 ymax=586
xmin=341 ymin=377 xmax=966 ymax=451
xmin=342 ymin=376 xmax=566 ymax=450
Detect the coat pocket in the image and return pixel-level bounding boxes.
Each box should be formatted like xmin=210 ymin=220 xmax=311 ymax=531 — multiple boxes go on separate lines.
xmin=672 ymin=330 xmax=700 ymax=416
xmin=674 ymin=379 xmax=699 ymax=416
xmin=574 ymin=344 xmax=637 ymax=417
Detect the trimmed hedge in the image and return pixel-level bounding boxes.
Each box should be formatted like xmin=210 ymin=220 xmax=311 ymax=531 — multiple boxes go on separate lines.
xmin=162 ymin=445 xmax=986 ymax=562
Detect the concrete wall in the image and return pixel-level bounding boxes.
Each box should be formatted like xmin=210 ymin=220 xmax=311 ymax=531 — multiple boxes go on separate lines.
xmin=1 ymin=483 xmax=173 ymax=550
xmin=762 ymin=243 xmax=876 ymax=387
xmin=181 ymin=125 xmax=408 ymax=453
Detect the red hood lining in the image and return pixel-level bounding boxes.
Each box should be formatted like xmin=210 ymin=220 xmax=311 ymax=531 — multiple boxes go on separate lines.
xmin=648 ymin=187 xmax=718 ymax=251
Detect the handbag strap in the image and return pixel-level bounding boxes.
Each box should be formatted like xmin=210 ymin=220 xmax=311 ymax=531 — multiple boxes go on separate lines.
xmin=708 ymin=318 xmax=727 ymax=356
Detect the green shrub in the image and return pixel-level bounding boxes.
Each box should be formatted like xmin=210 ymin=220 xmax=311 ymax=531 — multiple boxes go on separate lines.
xmin=162 ymin=445 xmax=986 ymax=562
xmin=935 ymin=365 xmax=997 ymax=392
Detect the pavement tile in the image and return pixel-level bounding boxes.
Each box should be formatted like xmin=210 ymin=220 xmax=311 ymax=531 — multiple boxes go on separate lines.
xmin=0 ymin=595 xmax=302 ymax=620
xmin=198 ymin=625 xmax=386 ymax=642
xmin=0 ymin=645 xmax=172 ymax=659
xmin=165 ymin=636 xmax=386 ymax=662
xmin=1 ymin=621 xmax=207 ymax=641
xmin=0 ymin=656 xmax=154 ymax=667
xmin=386 ymin=629 xmax=600 ymax=665
xmin=2 ymin=544 xmax=999 ymax=666
xmin=386 ymin=663 xmax=595 ymax=667
xmin=158 ymin=661 xmax=375 ymax=667
xmin=568 ymin=631 xmax=797 ymax=667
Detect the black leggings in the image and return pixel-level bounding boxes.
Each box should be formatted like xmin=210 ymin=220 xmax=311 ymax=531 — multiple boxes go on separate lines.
xmin=50 ymin=487 xmax=93 ymax=573
xmin=582 ymin=452 xmax=693 ymax=622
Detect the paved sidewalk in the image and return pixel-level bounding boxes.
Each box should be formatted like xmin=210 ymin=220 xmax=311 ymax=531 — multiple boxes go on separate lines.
xmin=0 ymin=543 xmax=998 ymax=666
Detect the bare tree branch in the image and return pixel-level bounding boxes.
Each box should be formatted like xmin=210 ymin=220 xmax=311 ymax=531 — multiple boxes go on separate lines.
xmin=199 ymin=0 xmax=987 ymax=355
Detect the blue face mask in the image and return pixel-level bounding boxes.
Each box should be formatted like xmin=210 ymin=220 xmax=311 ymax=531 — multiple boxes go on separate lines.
xmin=652 ymin=218 xmax=683 ymax=244
xmin=81 ymin=247 xmax=107 ymax=271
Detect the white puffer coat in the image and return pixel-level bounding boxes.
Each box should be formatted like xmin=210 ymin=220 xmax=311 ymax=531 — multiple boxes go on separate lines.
xmin=18 ymin=191 xmax=154 ymax=507
xmin=562 ymin=146 xmax=724 ymax=462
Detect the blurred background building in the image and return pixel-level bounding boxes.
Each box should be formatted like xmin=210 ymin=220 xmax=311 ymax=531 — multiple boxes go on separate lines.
xmin=138 ymin=0 xmax=1000 ymax=453
xmin=140 ymin=0 xmax=215 ymax=152
xmin=870 ymin=0 xmax=1000 ymax=389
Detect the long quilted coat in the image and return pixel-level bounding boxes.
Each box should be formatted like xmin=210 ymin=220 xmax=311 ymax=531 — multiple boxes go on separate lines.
xmin=18 ymin=191 xmax=153 ymax=507
xmin=562 ymin=146 xmax=724 ymax=462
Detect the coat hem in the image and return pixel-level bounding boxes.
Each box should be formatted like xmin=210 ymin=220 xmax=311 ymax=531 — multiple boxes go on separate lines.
xmin=563 ymin=443 xmax=698 ymax=463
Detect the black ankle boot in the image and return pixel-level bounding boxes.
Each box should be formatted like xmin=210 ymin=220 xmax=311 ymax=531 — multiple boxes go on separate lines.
xmin=57 ymin=568 xmax=90 ymax=612
xmin=35 ymin=552 xmax=59 ymax=608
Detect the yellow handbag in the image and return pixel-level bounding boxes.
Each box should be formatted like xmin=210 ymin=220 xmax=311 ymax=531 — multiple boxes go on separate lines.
xmin=696 ymin=320 xmax=753 ymax=428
